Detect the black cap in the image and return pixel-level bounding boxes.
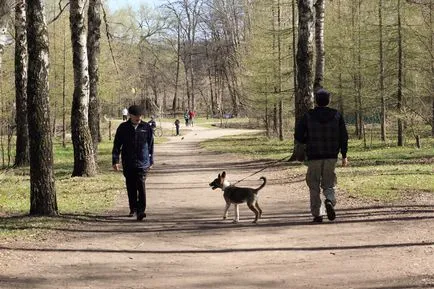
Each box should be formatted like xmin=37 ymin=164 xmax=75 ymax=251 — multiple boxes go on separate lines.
xmin=128 ymin=105 xmax=144 ymax=116
xmin=315 ymin=89 xmax=331 ymax=107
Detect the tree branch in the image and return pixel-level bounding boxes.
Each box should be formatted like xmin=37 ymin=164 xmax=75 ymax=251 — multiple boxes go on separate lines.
xmin=101 ymin=3 xmax=119 ymax=74
xmin=47 ymin=0 xmax=70 ymax=25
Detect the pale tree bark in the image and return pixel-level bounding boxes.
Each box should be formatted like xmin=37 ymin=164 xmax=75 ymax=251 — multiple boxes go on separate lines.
xmin=397 ymin=0 xmax=404 ymax=146
xmin=70 ymin=0 xmax=96 ymax=177
xmin=26 ymin=0 xmax=57 ymax=215
xmin=14 ymin=0 xmax=29 ymax=167
xmin=379 ymin=0 xmax=387 ymax=141
xmin=87 ymin=0 xmax=102 ymax=159
xmin=291 ymin=0 xmax=315 ymax=161
xmin=313 ymin=0 xmax=325 ymax=91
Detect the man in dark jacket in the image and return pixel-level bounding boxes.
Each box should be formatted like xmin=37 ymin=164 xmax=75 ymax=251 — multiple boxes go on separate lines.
xmin=112 ymin=105 xmax=154 ymax=221
xmin=294 ymin=89 xmax=348 ymax=223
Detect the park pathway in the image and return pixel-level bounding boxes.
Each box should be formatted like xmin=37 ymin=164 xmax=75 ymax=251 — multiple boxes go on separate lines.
xmin=0 ymin=124 xmax=433 ymax=289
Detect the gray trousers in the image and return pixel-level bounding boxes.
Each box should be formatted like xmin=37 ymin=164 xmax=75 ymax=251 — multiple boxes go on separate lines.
xmin=306 ymin=159 xmax=337 ymax=217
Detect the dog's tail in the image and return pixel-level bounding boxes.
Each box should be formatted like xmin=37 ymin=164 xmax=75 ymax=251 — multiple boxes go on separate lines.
xmin=254 ymin=177 xmax=267 ymax=193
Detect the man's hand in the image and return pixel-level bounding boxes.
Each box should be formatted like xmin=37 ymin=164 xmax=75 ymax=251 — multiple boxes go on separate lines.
xmin=342 ymin=157 xmax=348 ymax=167
xmin=113 ymin=164 xmax=120 ymax=171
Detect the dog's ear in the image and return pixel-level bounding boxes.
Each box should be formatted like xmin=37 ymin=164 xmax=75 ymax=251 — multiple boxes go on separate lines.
xmin=221 ymin=171 xmax=226 ymax=178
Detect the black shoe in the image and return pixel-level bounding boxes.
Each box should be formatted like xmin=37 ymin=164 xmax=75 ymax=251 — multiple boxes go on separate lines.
xmin=128 ymin=209 xmax=135 ymax=217
xmin=325 ymin=200 xmax=336 ymax=221
xmin=137 ymin=212 xmax=146 ymax=221
xmin=312 ymin=216 xmax=323 ymax=223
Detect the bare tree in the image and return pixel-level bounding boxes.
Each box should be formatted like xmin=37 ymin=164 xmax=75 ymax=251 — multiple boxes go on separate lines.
xmin=87 ymin=0 xmax=102 ymax=159
xmin=70 ymin=0 xmax=96 ymax=177
xmin=14 ymin=0 xmax=29 ymax=166
xmin=26 ymin=0 xmax=57 ymax=215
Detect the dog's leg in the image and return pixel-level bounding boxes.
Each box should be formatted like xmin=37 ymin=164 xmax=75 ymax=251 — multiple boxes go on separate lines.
xmin=223 ymin=202 xmax=230 ymax=220
xmin=248 ymin=203 xmax=259 ymax=223
xmin=233 ymin=204 xmax=239 ymax=223
xmin=255 ymin=201 xmax=263 ymax=218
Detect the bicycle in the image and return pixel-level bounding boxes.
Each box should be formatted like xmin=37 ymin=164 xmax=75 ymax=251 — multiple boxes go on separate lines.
xmin=149 ymin=117 xmax=163 ymax=137
xmin=152 ymin=126 xmax=163 ymax=137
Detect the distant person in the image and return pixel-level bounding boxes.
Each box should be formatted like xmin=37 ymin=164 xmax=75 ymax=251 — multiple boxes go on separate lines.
xmin=122 ymin=107 xmax=128 ymax=121
xmin=174 ymin=119 xmax=180 ymax=136
xmin=294 ymin=88 xmax=348 ymax=223
xmin=188 ymin=110 xmax=195 ymax=126
xmin=183 ymin=109 xmax=189 ymax=126
xmin=148 ymin=115 xmax=157 ymax=130
xmin=112 ymin=105 xmax=154 ymax=221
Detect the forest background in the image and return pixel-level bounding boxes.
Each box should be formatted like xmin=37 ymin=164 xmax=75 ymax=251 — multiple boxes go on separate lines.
xmin=0 ymin=0 xmax=432 ymax=146
xmin=0 ymin=0 xmax=432 ymax=216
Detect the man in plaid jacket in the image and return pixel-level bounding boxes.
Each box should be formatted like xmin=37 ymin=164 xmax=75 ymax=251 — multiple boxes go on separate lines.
xmin=294 ymin=89 xmax=348 ymax=223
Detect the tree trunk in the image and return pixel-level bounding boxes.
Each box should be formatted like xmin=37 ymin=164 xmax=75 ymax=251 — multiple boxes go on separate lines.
xmin=26 ymin=0 xmax=57 ymax=215
xmin=14 ymin=0 xmax=30 ymax=167
xmin=337 ymin=0 xmax=344 ymax=114
xmin=397 ymin=0 xmax=404 ymax=146
xmin=313 ymin=0 xmax=325 ymax=91
xmin=430 ymin=0 xmax=434 ymax=137
xmin=171 ymin=23 xmax=181 ymax=114
xmin=296 ymin=0 xmax=314 ymax=119
xmin=290 ymin=0 xmax=314 ymax=161
xmin=62 ymin=16 xmax=67 ymax=148
xmin=87 ymin=0 xmax=102 ymax=159
xmin=70 ymin=0 xmax=96 ymax=177
xmin=379 ymin=0 xmax=387 ymax=142
xmin=357 ymin=0 xmax=364 ymax=143
xmin=292 ymin=0 xmax=297 ymax=97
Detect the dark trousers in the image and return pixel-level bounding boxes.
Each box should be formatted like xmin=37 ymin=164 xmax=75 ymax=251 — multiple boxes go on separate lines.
xmin=123 ymin=168 xmax=148 ymax=213
xmin=175 ymin=125 xmax=180 ymax=135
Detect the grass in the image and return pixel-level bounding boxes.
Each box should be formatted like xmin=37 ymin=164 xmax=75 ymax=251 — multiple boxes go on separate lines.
xmin=0 ymin=117 xmax=172 ymax=240
xmin=0 ymin=140 xmax=125 ymax=240
xmin=201 ymin=133 xmax=293 ymax=160
xmin=202 ymin=131 xmax=434 ymax=202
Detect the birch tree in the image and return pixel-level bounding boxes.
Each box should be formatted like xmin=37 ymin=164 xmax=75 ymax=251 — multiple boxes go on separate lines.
xmin=87 ymin=0 xmax=102 ymax=158
xmin=291 ymin=0 xmax=314 ymax=161
xmin=313 ymin=0 xmax=325 ymax=91
xmin=70 ymin=0 xmax=96 ymax=176
xmin=295 ymin=0 xmax=314 ymax=119
xmin=14 ymin=0 xmax=29 ymax=166
xmin=27 ymin=0 xmax=57 ymax=215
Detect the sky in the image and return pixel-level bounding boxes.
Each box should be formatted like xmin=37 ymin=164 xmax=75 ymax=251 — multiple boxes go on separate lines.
xmin=106 ymin=0 xmax=162 ymax=11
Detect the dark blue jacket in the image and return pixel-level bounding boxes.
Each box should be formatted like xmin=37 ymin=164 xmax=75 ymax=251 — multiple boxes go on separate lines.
xmin=112 ymin=120 xmax=154 ymax=169
xmin=294 ymin=107 xmax=348 ymax=160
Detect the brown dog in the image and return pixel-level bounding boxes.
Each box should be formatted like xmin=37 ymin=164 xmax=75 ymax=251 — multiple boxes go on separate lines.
xmin=209 ymin=171 xmax=266 ymax=223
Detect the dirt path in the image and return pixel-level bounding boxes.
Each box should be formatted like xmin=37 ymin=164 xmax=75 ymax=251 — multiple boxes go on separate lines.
xmin=1 ymin=125 xmax=433 ymax=289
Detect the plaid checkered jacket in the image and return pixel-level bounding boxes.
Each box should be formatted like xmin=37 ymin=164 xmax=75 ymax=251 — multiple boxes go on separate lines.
xmin=295 ymin=107 xmax=348 ymax=160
